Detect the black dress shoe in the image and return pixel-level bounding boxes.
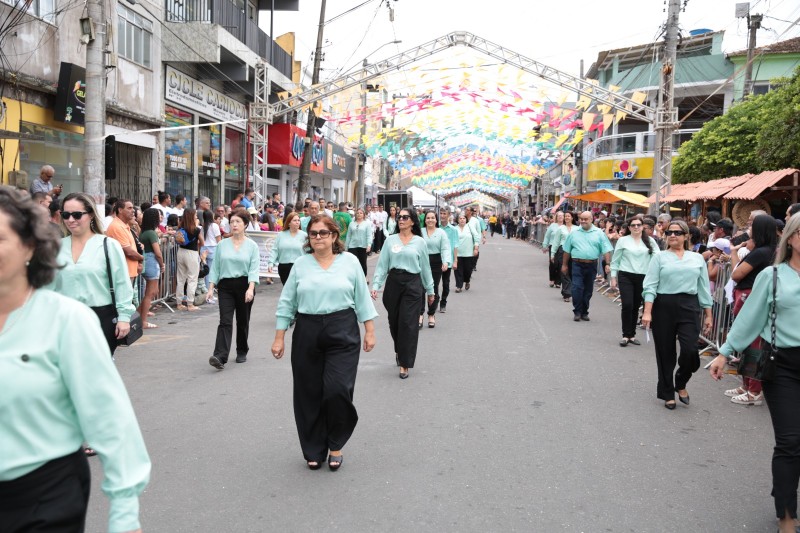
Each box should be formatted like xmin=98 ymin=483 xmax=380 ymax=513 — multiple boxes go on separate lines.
xmin=573 ymin=314 xmax=581 ymax=322
xmin=439 ymin=304 xmax=446 ymax=313
xmin=678 ymin=393 xmax=690 ymax=405
xmin=209 ymin=356 xmax=225 ymax=370
xmin=236 ymin=355 xmax=247 ymax=363
xmin=580 ymin=315 xmax=590 ymax=321
xmin=664 ymin=400 xmax=676 ymax=410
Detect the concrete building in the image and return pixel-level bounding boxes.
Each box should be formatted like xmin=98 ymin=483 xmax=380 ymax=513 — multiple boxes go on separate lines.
xmin=728 ymin=36 xmax=800 ymax=101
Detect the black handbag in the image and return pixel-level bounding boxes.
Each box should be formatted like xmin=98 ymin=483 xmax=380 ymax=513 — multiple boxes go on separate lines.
xmin=103 ymin=237 xmax=143 ymax=346
xmin=736 ymin=266 xmax=778 ymax=381
xmin=198 ymin=260 xmax=210 ymax=279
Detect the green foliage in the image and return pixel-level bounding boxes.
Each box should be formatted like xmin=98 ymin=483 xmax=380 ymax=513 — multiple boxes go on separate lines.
xmin=672 ymin=67 xmax=800 ymax=184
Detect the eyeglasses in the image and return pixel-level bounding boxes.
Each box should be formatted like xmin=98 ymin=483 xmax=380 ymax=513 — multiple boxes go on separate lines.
xmin=397 ymin=214 xmax=412 ymax=220
xmin=664 ymin=230 xmax=686 ymax=236
xmin=309 ymin=230 xmax=333 ymax=239
xmin=62 ymin=211 xmax=89 ymax=220
xmin=629 ymin=223 xmax=642 ymax=228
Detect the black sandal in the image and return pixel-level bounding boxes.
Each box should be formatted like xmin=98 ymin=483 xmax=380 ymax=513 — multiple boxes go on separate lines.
xmin=428 ymin=316 xmax=435 ymax=328
xmin=307 ymin=460 xmax=322 ymax=470
xmin=328 ymin=454 xmax=343 ymax=471
xmin=84 ymin=447 xmax=97 ymax=457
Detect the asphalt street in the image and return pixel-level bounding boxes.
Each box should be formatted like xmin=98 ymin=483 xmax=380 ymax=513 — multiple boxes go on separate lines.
xmin=86 ymin=235 xmax=775 ymax=532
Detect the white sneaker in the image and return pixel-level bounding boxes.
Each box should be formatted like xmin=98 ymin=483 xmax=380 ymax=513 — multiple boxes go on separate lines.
xmin=731 ymin=391 xmax=763 ymax=406
xmin=724 ymin=387 xmax=745 ymax=397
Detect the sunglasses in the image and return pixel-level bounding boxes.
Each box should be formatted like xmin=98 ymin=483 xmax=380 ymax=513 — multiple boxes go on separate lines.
xmin=309 ymin=230 xmax=333 ymax=238
xmin=397 ymin=214 xmax=412 ymax=220
xmin=629 ymin=223 xmax=642 ymax=228
xmin=62 ymin=211 xmax=89 ymax=220
xmin=664 ymin=230 xmax=686 ymax=236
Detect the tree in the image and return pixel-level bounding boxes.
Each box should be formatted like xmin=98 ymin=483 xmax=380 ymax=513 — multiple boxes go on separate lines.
xmin=756 ymin=70 xmax=800 ymax=170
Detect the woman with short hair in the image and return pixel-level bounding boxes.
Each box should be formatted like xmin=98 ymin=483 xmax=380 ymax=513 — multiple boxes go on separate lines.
xmin=268 ymin=211 xmax=307 ymax=284
xmin=272 ymin=215 xmax=377 ymax=471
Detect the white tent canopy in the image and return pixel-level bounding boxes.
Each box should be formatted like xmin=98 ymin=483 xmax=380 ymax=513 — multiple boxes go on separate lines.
xmin=407 ymin=186 xmax=437 ymax=207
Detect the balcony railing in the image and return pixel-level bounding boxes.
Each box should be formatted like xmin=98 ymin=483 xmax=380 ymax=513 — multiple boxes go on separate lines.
xmin=166 ymin=0 xmax=293 ymax=80
xmin=585 ymin=129 xmax=700 ymax=161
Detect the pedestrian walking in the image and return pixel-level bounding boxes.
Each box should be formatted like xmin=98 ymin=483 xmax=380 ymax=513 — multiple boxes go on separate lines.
xmin=420 ymin=210 xmax=452 ymax=328
xmin=709 ymin=213 xmax=800 ymax=533
xmin=453 ymin=213 xmax=480 ymax=292
xmin=175 ymin=208 xmax=204 ymax=311
xmin=268 ymin=212 xmax=307 ymax=284
xmin=371 ymin=208 xmax=435 ymax=379
xmin=207 ymin=209 xmax=260 ymax=369
xmin=439 ymin=207 xmax=458 ymax=313
xmin=138 ymin=207 xmax=165 ymax=329
xmin=345 ymin=207 xmax=373 ymax=276
xmin=561 ymin=211 xmax=612 ymax=320
xmin=609 ymin=218 xmax=660 ymax=346
xmin=542 ymin=212 xmax=563 ymax=288
xmin=0 ymin=186 xmax=150 ymax=533
xmin=641 ymin=219 xmax=713 ymax=410
xmin=272 ymin=215 xmax=378 ymax=471
xmin=201 ymin=209 xmax=222 ymax=291
xmin=552 ymin=211 xmax=576 ymax=302
xmin=52 ymin=192 xmax=135 ymax=356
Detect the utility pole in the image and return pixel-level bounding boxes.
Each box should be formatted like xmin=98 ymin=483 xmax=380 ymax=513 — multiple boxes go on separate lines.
xmin=84 ymin=0 xmax=106 ymax=206
xmin=650 ymin=0 xmax=681 ymax=215
xmin=743 ymin=12 xmax=763 ymax=97
xmin=356 ymin=59 xmax=368 ymax=207
xmin=296 ymin=0 xmax=326 ymax=207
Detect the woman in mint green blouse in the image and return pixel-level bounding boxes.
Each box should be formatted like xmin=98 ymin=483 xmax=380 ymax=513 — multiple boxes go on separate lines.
xmin=52 ymin=192 xmax=135 ymax=357
xmin=421 ymin=210 xmax=451 ymax=327
xmin=541 ymin=212 xmax=563 ymax=288
xmin=453 ymin=213 xmax=479 ymax=292
xmin=272 ymin=215 xmax=377 ymax=471
xmin=372 ymin=208 xmax=435 ymax=379
xmin=709 ymin=213 xmax=800 ymax=532
xmin=268 ymin=211 xmax=307 ymax=284
xmin=206 ymin=208 xmax=261 ymax=369
xmin=642 ymin=220 xmax=713 ymax=410
xmin=345 ymin=207 xmax=373 ymax=276
xmin=383 ymin=204 xmax=398 ymax=238
xmin=0 ymin=187 xmax=150 ymax=533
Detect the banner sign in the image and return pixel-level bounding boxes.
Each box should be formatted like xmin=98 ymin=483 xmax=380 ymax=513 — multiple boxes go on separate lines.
xmin=246 ymin=231 xmax=280 ymax=279
xmin=165 ymin=66 xmax=247 ymax=123
xmin=54 ymin=63 xmax=86 ymax=126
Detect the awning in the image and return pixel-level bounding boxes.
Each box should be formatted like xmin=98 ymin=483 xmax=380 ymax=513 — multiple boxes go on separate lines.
xmin=724 ymin=168 xmax=800 ymax=200
xmin=573 ymin=189 xmax=650 ymax=208
xmin=693 ymin=174 xmax=754 ymax=200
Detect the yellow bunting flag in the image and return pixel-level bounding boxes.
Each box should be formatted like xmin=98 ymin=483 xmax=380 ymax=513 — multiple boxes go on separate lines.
xmin=602 ymin=113 xmax=614 ymax=131
xmin=582 ymin=112 xmax=597 ymax=128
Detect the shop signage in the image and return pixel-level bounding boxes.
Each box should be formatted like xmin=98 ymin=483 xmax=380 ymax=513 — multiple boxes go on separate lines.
xmin=165 ymin=66 xmax=247 ymax=123
xmin=54 ymin=63 xmax=86 ymax=125
xmin=613 ymin=159 xmax=638 ymax=180
xmin=325 ymin=142 xmax=348 ymax=178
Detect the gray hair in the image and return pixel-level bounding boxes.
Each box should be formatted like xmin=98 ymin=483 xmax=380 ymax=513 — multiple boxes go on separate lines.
xmin=657 ymin=213 xmax=672 ymax=224
xmin=775 ymin=212 xmax=800 ymax=265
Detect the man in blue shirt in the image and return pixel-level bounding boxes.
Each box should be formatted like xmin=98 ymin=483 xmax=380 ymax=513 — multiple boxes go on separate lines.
xmin=561 ymin=211 xmax=613 ymax=322
xmin=239 ymin=188 xmax=255 ymax=209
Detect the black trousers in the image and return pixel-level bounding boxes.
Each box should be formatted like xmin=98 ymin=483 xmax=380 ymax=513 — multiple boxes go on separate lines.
xmin=0 ymin=448 xmax=90 ymax=533
xmin=651 ymin=293 xmax=701 ymax=401
xmin=762 ymin=347 xmax=800 ymax=519
xmin=373 ymin=229 xmax=384 ymax=252
xmin=618 ymin=271 xmax=645 ymax=338
xmin=278 ymin=263 xmax=293 ymax=285
xmin=554 ymin=247 xmax=571 ymax=298
xmin=455 ymin=256 xmax=475 ymax=288
xmin=213 ymin=276 xmax=254 ymax=363
xmin=383 ymin=269 xmax=424 ymax=368
xmin=440 ymin=267 xmax=451 ymax=306
xmin=348 ymin=247 xmax=368 ymax=276
xmin=421 ymin=253 xmax=443 ymax=315
xmin=547 ymin=247 xmax=560 ymax=284
xmin=291 ymin=309 xmax=361 ymax=462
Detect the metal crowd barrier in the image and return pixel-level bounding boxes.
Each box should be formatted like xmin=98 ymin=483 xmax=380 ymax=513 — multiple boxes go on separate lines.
xmin=699 ymin=259 xmax=733 ymax=355
xmin=150 ymin=235 xmax=179 ymax=313
xmin=532 ymin=223 xmax=547 ymax=246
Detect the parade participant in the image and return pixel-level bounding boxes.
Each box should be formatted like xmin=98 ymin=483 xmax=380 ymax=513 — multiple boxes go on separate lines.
xmin=138 ymin=208 xmax=165 ymax=328
xmin=345 ymin=207 xmax=373 ymax=276
xmin=439 ymin=207 xmax=458 ymax=313
xmin=642 ymin=220 xmax=713 ymax=410
xmin=420 ymin=210 xmax=451 ymax=328
xmin=709 ymin=213 xmax=800 ymax=533
xmin=384 ymin=205 xmax=398 ymax=239
xmin=272 ymin=215 xmax=377 ymax=471
xmin=542 ymin=212 xmax=563 ymax=288
xmin=466 ymin=207 xmax=484 ymax=271
xmin=561 ymin=211 xmax=612 ymax=321
xmin=371 ymin=208 xmax=435 ymax=379
xmin=0 ymin=186 xmax=150 ymax=533
xmin=52 ymin=192 xmax=135 ymax=356
xmin=453 ymin=213 xmax=479 ymax=292
xmin=207 ymin=209 xmax=260 ymax=369
xmin=268 ymin=212 xmax=307 ymax=284
xmin=610 ymin=217 xmax=659 ymax=346
xmin=552 ymin=211 xmax=577 ymax=303
xmin=175 ymin=208 xmax=204 ymax=311
xmin=372 ymin=204 xmax=387 ymax=253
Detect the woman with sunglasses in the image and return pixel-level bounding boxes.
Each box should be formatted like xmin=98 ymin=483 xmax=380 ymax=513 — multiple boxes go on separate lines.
xmin=642 ymin=220 xmax=713 ymax=410
xmin=272 ymin=215 xmax=377 ymax=471
xmin=52 ymin=192 xmax=135 ymax=357
xmin=345 ymin=207 xmax=373 ymax=276
xmin=371 ymin=208 xmax=435 ymax=379
xmin=610 ymin=217 xmax=659 ymax=347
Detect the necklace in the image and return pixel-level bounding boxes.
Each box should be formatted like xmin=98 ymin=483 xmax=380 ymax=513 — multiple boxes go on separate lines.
xmin=0 ymin=287 xmax=34 ymax=337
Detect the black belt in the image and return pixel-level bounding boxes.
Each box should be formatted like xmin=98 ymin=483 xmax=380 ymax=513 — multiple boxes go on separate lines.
xmin=572 ymin=258 xmax=598 ymax=263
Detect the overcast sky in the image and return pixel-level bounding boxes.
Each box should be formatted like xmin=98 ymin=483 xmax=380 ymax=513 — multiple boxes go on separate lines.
xmin=270 ymin=0 xmax=800 ymax=86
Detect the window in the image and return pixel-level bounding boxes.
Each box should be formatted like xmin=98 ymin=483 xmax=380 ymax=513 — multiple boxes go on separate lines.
xmin=752 ymin=82 xmax=770 ymax=96
xmin=2 ymin=0 xmax=56 ymax=23
xmin=117 ymin=4 xmax=152 ymax=68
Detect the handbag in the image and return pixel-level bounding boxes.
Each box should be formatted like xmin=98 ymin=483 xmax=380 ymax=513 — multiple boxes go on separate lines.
xmin=736 ymin=266 xmax=778 ymax=381
xmin=103 ymin=238 xmax=143 ymax=346
xmin=198 ymin=260 xmax=210 ymax=279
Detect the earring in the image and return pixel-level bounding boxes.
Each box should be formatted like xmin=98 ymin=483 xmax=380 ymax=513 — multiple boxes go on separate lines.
xmin=25 ymin=260 xmax=30 ymax=266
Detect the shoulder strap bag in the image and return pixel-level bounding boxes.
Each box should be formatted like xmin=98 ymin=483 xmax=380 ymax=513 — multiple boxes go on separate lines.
xmin=103 ymin=237 xmax=143 ymax=346
xmin=737 ymin=266 xmax=778 ymax=381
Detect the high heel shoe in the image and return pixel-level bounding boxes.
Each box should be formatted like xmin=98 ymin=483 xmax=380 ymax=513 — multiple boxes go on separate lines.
xmin=664 ymin=400 xmax=676 ymax=410
xmin=678 ymin=393 xmax=690 ymax=406
xmin=307 ymin=460 xmax=322 ymax=470
xmin=328 ymin=454 xmax=343 ymax=471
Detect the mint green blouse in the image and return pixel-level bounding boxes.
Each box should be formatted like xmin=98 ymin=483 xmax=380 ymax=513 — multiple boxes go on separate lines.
xmin=0 ymin=290 xmax=150 ymax=533
xmin=642 ymin=250 xmax=713 ymax=308
xmin=441 ymin=223 xmax=459 ymax=260
xmin=467 ymin=216 xmax=482 ymax=247
xmin=550 ymin=224 xmax=575 ymax=251
xmin=208 ymin=237 xmax=260 ymax=285
xmin=423 ymin=227 xmax=453 ymax=265
xmin=542 ymin=222 xmax=560 ymax=248
xmin=719 ymin=263 xmax=800 ymax=356
xmin=384 ymin=216 xmax=397 ymax=235
xmin=372 ymin=234 xmax=434 ymax=295
xmin=275 ymin=253 xmax=378 ymax=329
xmin=345 ymin=220 xmax=373 ymax=249
xmin=456 ymin=224 xmax=479 ymax=258
xmin=51 ymin=235 xmax=136 ymax=322
xmin=610 ymin=235 xmax=660 ymax=277
xmin=269 ymin=230 xmax=307 ymax=266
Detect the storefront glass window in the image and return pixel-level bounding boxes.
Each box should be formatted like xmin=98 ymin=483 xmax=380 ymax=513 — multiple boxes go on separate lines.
xmin=164 ymin=105 xmax=193 ymax=199
xmin=224 ymin=128 xmax=244 ymax=204
xmin=198 ymin=119 xmax=220 ymax=205
xmin=18 ymin=122 xmax=84 ymax=197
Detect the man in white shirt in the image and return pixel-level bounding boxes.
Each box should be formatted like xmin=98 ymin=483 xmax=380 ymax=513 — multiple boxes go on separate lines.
xmin=215 ymin=205 xmax=230 ymax=235
xmin=171 ymin=194 xmax=187 ymax=217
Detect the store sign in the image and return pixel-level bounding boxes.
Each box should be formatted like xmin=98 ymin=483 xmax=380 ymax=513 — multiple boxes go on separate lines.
xmin=165 ymin=66 xmax=247 ymax=123
xmin=54 ymin=63 xmax=86 ymax=125
xmin=613 ymin=159 xmax=638 ymax=180
xmin=325 ymin=142 xmax=348 ymax=178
